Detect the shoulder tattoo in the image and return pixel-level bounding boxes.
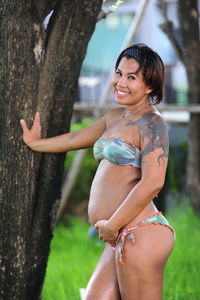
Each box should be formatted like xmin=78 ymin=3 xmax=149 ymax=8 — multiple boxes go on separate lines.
xmin=126 ymin=113 xmax=169 ymax=165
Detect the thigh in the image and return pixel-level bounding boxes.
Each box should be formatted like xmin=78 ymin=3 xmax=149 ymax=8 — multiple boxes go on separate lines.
xmin=116 ymin=224 xmax=174 ymax=300
xmin=84 ymin=244 xmax=121 ymax=300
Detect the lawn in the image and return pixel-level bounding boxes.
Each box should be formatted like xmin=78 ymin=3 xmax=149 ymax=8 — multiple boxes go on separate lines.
xmin=42 ymin=206 xmax=200 ymax=300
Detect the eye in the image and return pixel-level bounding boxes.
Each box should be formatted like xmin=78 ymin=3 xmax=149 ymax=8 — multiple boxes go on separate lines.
xmin=115 ymin=70 xmax=122 ymax=77
xmin=128 ymin=75 xmax=136 ymax=80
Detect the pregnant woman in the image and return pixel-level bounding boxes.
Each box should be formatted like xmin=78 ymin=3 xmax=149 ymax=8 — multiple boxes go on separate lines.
xmin=20 ymin=44 xmax=175 ymax=300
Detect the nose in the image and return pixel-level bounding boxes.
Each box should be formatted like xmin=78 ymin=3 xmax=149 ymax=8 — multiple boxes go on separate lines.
xmin=117 ymin=76 xmax=127 ymax=88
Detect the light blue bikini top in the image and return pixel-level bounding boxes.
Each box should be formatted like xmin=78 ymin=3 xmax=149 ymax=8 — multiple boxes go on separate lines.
xmin=93 ymin=137 xmax=141 ymax=168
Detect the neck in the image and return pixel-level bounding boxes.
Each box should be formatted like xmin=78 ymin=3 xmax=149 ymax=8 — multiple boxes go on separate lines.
xmin=122 ymin=102 xmax=150 ymax=119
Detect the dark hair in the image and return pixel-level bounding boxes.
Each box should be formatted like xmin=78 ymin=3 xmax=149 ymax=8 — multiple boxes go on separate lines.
xmin=115 ymin=44 xmax=165 ymax=104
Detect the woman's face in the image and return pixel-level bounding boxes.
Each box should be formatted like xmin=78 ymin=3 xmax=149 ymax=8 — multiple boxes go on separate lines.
xmin=112 ymin=57 xmax=152 ymax=107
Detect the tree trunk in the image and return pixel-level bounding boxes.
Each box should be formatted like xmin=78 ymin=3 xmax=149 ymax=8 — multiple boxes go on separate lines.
xmin=178 ymin=0 xmax=200 ymax=211
xmin=0 ymin=1 xmax=102 ymax=299
xmin=159 ymin=0 xmax=200 ymax=211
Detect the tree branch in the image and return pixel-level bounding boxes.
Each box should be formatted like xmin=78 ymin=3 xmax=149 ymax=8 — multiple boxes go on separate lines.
xmin=98 ymin=0 xmax=125 ymax=21
xmin=97 ymin=9 xmax=112 ymax=21
xmin=178 ymin=0 xmax=200 ymax=61
xmin=177 ymin=0 xmax=200 ymax=105
xmin=158 ymin=0 xmax=184 ymax=64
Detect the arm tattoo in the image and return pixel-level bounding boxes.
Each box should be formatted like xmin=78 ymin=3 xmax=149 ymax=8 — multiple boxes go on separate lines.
xmin=126 ymin=113 xmax=169 ymax=166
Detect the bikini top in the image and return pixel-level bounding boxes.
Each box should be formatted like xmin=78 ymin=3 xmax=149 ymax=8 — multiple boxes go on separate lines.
xmin=93 ymin=137 xmax=141 ymax=168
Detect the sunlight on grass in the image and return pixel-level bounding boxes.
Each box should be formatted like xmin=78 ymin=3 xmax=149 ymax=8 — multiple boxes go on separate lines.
xmin=42 ymin=206 xmax=200 ymax=300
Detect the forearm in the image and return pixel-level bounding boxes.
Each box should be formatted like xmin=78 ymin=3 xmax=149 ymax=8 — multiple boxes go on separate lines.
xmin=107 ymin=179 xmax=162 ymax=231
xmin=21 ymin=112 xmax=107 ymax=152
xmin=27 ymin=132 xmax=85 ymax=152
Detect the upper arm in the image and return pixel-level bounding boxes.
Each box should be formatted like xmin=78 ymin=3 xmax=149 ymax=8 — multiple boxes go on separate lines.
xmin=139 ymin=113 xmax=169 ymax=186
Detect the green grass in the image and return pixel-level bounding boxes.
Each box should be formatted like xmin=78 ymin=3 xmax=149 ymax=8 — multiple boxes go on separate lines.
xmin=163 ymin=206 xmax=200 ymax=300
xmin=42 ymin=219 xmax=104 ymax=300
xmin=42 ymin=206 xmax=200 ymax=300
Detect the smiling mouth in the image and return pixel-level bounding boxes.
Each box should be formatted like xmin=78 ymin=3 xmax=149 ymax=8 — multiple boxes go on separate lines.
xmin=116 ymin=90 xmax=130 ymax=97
xmin=118 ymin=91 xmax=128 ymax=94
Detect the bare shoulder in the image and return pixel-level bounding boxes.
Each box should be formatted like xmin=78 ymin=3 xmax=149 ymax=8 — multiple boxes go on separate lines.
xmin=104 ymin=107 xmax=124 ymax=124
xmin=140 ymin=111 xmax=169 ymax=164
xmin=125 ymin=110 xmax=168 ymax=135
xmin=125 ymin=110 xmax=169 ymax=164
xmin=140 ymin=110 xmax=168 ymax=142
xmin=140 ymin=111 xmax=168 ymax=131
xmin=105 ymin=107 xmax=124 ymax=118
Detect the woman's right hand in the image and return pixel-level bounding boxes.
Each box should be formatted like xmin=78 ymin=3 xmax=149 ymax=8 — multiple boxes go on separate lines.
xmin=20 ymin=112 xmax=41 ymax=148
xmin=19 ymin=108 xmax=107 ymax=153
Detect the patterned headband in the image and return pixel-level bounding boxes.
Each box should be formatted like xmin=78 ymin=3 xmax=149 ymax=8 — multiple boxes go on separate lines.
xmin=122 ymin=48 xmax=141 ymax=61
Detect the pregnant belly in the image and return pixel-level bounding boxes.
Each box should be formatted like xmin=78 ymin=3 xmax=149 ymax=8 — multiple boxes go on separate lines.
xmin=88 ymin=163 xmax=140 ymax=225
xmin=88 ymin=189 xmax=126 ymax=225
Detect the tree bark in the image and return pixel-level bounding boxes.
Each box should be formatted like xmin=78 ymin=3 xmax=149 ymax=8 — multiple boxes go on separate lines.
xmin=0 ymin=0 xmax=102 ymax=299
xmin=159 ymin=0 xmax=200 ymax=211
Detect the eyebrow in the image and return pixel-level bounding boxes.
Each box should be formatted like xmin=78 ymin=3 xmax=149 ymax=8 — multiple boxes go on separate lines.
xmin=117 ymin=68 xmax=137 ymax=75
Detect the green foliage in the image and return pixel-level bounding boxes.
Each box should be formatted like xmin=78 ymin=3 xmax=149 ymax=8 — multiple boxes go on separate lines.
xmin=167 ymin=142 xmax=188 ymax=198
xmin=63 ymin=119 xmax=98 ymax=215
xmin=168 ymin=153 xmax=178 ymax=194
xmin=43 ymin=206 xmax=200 ymax=300
xmin=69 ymin=119 xmax=92 ymax=133
xmin=65 ymin=148 xmax=97 ymax=204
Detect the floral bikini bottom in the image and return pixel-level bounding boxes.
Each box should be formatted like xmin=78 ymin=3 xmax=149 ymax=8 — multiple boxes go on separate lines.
xmin=110 ymin=212 xmax=175 ymax=265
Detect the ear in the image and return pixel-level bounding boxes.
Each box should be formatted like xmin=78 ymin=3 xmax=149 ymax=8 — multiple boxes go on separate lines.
xmin=145 ymin=86 xmax=153 ymax=95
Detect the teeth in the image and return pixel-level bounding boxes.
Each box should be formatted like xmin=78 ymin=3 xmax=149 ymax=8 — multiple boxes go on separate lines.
xmin=117 ymin=90 xmax=129 ymax=95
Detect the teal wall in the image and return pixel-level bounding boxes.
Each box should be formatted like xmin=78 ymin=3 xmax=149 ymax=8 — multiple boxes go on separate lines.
xmin=81 ymin=14 xmax=133 ymax=74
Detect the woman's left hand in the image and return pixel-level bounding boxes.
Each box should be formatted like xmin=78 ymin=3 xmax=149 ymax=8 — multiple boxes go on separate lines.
xmin=94 ymin=220 xmax=119 ymax=243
